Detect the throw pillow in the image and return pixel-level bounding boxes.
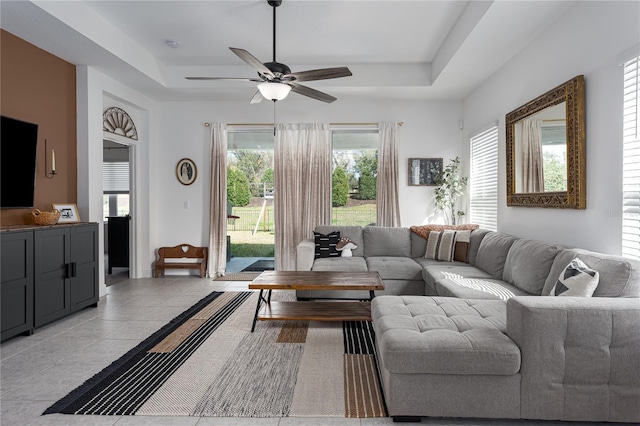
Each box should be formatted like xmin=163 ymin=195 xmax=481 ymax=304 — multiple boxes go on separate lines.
xmin=550 ymin=258 xmax=599 ymax=297
xmin=453 ymin=230 xmax=472 ymax=262
xmin=410 ymin=224 xmax=479 ymax=240
xmin=314 ymin=231 xmax=341 ymax=258
xmin=425 ymin=230 xmax=457 ymax=262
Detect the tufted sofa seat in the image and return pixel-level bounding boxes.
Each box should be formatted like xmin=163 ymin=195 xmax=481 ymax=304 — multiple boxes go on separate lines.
xmin=372 ymin=296 xmax=519 ymax=375
xmin=372 ymin=293 xmax=640 ymax=423
xmin=296 ymin=225 xmax=640 ymax=422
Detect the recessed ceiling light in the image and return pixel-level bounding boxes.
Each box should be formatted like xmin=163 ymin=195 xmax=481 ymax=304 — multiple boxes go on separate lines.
xmin=166 ymin=40 xmax=181 ymax=49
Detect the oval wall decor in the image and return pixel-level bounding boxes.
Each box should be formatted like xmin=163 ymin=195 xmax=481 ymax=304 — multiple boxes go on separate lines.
xmin=103 ymin=107 xmax=138 ymax=140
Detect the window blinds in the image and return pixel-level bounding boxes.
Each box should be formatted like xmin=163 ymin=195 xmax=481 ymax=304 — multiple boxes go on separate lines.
xmin=623 ymin=56 xmax=640 ymax=259
xmin=103 ymin=162 xmax=130 ymax=193
xmin=469 ymin=126 xmax=498 ymax=231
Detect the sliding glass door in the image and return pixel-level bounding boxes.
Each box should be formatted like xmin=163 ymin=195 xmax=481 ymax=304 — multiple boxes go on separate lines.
xmin=226 ymin=129 xmax=275 ymax=271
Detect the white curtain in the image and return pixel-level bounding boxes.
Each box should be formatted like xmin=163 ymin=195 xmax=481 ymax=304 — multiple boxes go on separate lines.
xmin=521 ymin=119 xmax=544 ymax=192
xmin=207 ymin=123 xmax=227 ymax=277
xmin=377 ymin=122 xmax=401 ymax=227
xmin=274 ymin=123 xmax=332 ymax=271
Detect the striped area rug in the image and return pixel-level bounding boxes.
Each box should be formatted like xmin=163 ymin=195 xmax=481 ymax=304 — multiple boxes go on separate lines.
xmin=44 ymin=291 xmax=387 ymax=419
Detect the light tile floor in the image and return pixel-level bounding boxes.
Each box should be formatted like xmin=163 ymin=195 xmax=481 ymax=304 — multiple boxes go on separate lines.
xmin=1 ymin=276 xmax=602 ymax=426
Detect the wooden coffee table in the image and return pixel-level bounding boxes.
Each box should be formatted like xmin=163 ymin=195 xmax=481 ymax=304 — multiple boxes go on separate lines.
xmin=248 ymin=271 xmax=384 ymax=332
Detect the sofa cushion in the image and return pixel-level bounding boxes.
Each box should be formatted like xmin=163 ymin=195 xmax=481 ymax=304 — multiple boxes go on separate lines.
xmin=474 ymin=232 xmax=517 ymax=278
xmin=364 ymin=226 xmax=411 ymax=257
xmin=468 ymin=228 xmax=491 ymax=265
xmin=372 ymin=296 xmax=520 ymax=375
xmin=542 ymin=248 xmax=640 ymax=298
xmin=454 ymin=230 xmax=472 ymax=262
xmin=422 ymin=263 xmax=495 ymax=280
xmin=436 ymin=277 xmax=528 ymax=300
xmin=502 ymin=239 xmax=562 ymax=295
xmin=410 ymin=231 xmax=428 ymax=258
xmin=365 ymin=257 xmax=422 ymax=280
xmin=315 ymin=225 xmax=364 ymax=257
xmin=550 ymin=257 xmax=599 ymax=297
xmin=424 ymin=230 xmax=457 ymax=261
xmin=311 ymin=256 xmax=368 ymax=272
xmin=314 ymin=231 xmax=340 ymax=258
xmin=418 ymin=262 xmax=494 ymax=294
xmin=409 ymin=224 xmax=479 ymax=258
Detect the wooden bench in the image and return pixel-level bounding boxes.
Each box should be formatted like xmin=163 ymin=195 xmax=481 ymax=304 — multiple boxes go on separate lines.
xmin=154 ymin=244 xmax=208 ymax=278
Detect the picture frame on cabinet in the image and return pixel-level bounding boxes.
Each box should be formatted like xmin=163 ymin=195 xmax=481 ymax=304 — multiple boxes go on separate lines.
xmin=52 ymin=203 xmax=80 ymax=223
xmin=408 ymin=158 xmax=443 ymax=186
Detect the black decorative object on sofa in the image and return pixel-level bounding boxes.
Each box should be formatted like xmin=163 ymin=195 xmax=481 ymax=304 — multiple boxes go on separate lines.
xmin=314 ymin=231 xmax=340 ymax=258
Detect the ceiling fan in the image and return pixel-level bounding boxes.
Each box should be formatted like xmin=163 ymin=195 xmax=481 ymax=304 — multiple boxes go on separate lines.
xmin=186 ymin=0 xmax=352 ymax=103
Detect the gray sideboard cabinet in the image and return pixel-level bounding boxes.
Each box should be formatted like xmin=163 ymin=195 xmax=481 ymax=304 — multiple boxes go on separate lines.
xmin=33 ymin=223 xmax=99 ymax=328
xmin=1 ymin=222 xmax=99 ymax=341
xmin=1 ymin=230 xmax=34 ymax=341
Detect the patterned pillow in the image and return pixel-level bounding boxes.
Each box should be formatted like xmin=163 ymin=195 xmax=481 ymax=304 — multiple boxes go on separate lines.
xmin=314 ymin=231 xmax=341 ymax=258
xmin=425 ymin=230 xmax=457 ymax=262
xmin=550 ymin=258 xmax=599 ymax=297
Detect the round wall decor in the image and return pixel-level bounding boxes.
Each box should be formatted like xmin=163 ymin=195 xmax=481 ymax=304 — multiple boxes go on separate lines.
xmin=176 ymin=158 xmax=197 ymax=185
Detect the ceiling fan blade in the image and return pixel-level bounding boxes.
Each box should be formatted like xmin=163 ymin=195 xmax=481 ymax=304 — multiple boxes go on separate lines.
xmin=285 ymin=67 xmax=352 ymax=82
xmin=185 ymin=77 xmax=263 ymax=82
xmin=289 ymin=82 xmax=337 ymax=103
xmin=250 ymin=90 xmax=265 ymax=104
xmin=229 ymin=47 xmax=274 ymax=79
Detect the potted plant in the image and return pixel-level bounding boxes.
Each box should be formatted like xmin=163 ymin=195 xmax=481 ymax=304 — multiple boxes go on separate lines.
xmin=433 ymin=157 xmax=468 ymax=225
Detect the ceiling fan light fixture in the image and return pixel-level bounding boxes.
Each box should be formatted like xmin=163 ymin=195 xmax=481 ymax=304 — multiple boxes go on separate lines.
xmin=258 ymin=82 xmax=291 ymax=101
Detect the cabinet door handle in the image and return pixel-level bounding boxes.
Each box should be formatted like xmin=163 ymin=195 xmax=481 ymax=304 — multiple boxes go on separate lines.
xmin=65 ymin=263 xmax=71 ymax=279
xmin=71 ymin=262 xmax=77 ymax=278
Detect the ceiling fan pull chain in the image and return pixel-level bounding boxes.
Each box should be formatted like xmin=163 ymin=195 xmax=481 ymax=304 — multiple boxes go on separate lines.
xmin=273 ymin=101 xmax=277 ymax=136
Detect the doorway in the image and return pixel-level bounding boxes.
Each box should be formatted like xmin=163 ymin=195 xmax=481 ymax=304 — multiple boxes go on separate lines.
xmin=103 ymin=140 xmax=132 ymax=285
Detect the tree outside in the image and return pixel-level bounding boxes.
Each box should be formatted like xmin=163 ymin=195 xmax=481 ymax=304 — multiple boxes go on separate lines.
xmin=228 ymin=151 xmax=274 ymax=197
xmin=227 ymin=168 xmax=251 ymax=207
xmin=543 ymin=150 xmax=567 ymax=191
xmin=263 ymin=168 xmax=274 ymax=183
xmin=332 ymin=167 xmax=349 ymax=207
xmin=358 ymin=171 xmax=376 ymax=200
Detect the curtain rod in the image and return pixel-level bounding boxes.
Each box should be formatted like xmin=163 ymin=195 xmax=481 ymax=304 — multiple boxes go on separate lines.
xmin=203 ymin=122 xmax=403 ymax=127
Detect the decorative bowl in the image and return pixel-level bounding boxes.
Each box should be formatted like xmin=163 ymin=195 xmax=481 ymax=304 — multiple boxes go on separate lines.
xmin=32 ymin=209 xmax=61 ymax=226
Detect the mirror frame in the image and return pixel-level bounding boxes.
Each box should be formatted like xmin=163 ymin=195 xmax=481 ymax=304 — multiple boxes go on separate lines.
xmin=506 ymin=75 xmax=586 ymax=209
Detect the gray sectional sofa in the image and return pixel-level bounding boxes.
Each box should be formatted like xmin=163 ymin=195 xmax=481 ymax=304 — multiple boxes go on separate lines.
xmin=296 ymin=225 xmax=640 ymax=423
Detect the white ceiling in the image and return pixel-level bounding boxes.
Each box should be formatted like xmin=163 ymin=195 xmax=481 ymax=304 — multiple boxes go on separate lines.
xmin=0 ymin=0 xmax=576 ymax=103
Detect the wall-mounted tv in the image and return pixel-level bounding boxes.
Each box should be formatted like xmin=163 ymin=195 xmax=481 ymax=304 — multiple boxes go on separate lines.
xmin=1 ymin=116 xmax=39 ymax=209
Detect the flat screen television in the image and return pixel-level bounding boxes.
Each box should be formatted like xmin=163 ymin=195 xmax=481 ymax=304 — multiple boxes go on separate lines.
xmin=1 ymin=116 xmax=39 ymax=209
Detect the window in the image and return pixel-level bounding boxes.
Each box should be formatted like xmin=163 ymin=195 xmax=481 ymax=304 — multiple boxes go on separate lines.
xmin=103 ymin=162 xmax=130 ymax=218
xmin=331 ymin=129 xmax=378 ymax=225
xmin=623 ymin=55 xmax=640 ymax=259
xmin=469 ymin=125 xmax=499 ymax=231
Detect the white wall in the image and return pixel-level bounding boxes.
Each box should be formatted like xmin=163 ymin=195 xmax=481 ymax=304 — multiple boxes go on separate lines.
xmin=153 ymin=99 xmax=463 ymax=257
xmin=462 ymin=1 xmax=640 ymax=254
xmin=77 ymin=66 xmax=158 ymax=288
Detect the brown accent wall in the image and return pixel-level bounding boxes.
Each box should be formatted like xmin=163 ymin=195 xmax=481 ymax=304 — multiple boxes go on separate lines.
xmin=0 ymin=30 xmax=77 ymax=225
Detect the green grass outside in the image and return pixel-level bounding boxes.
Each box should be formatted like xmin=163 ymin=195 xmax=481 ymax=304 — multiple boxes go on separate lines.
xmin=231 ymin=243 xmax=275 ymax=257
xmin=228 ymin=202 xmax=375 ymax=257
xmin=331 ymin=204 xmax=377 ymax=226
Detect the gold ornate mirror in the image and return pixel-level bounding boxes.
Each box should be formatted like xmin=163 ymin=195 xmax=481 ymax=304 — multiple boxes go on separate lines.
xmin=506 ymin=75 xmax=586 ymax=208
